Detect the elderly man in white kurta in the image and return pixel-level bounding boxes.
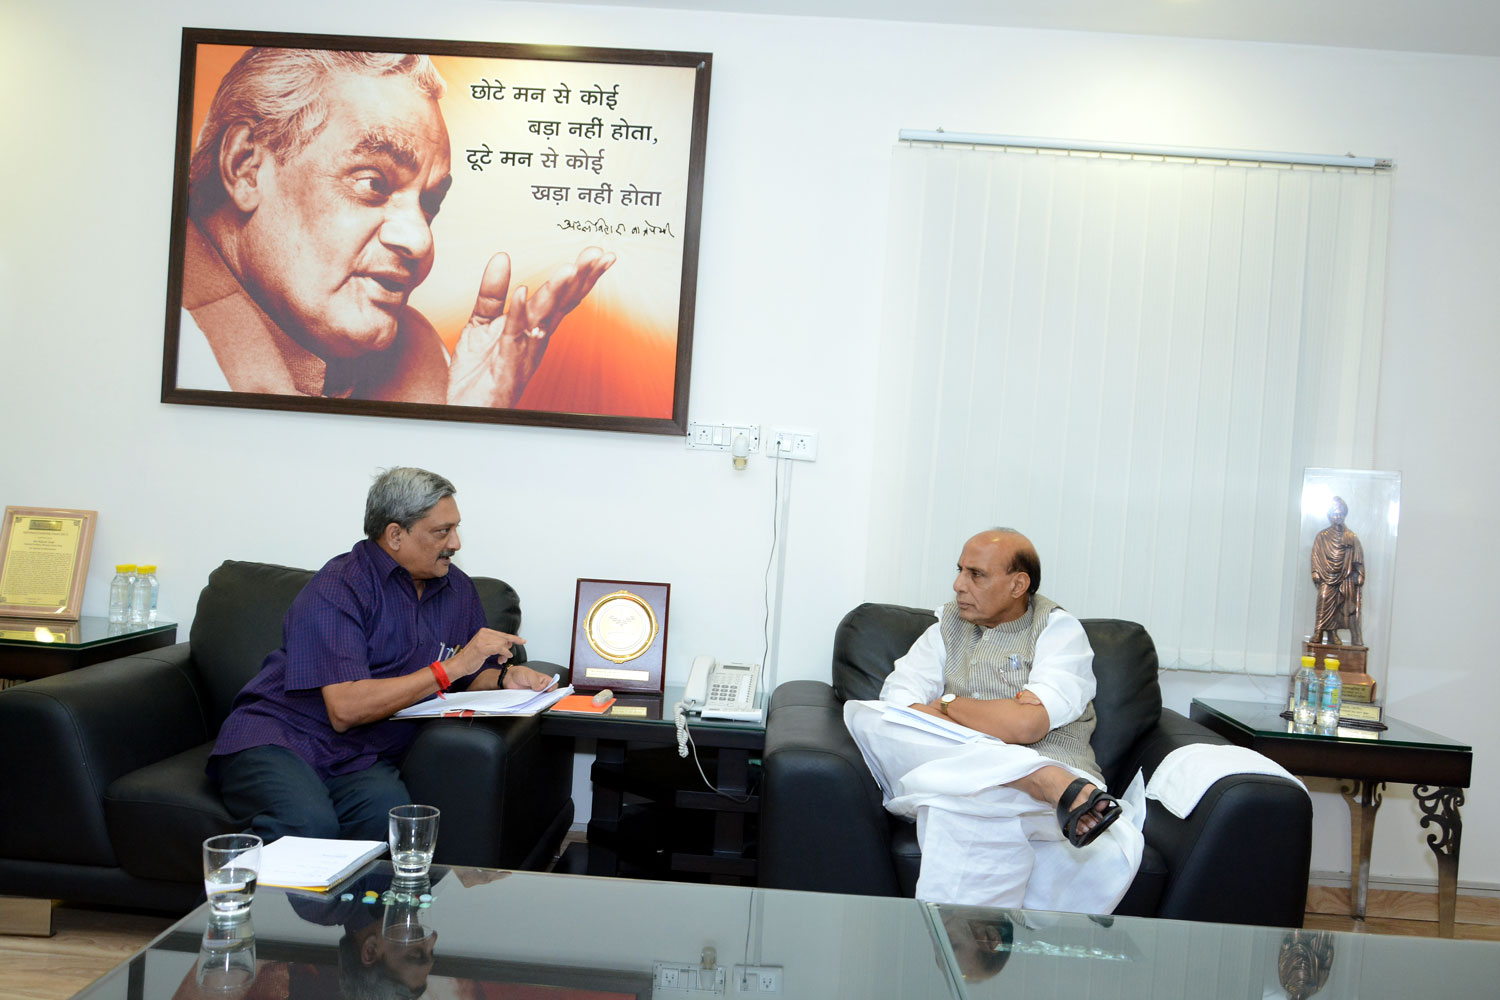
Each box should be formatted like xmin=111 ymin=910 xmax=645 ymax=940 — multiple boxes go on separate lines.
xmin=845 ymin=529 xmax=1143 ymax=913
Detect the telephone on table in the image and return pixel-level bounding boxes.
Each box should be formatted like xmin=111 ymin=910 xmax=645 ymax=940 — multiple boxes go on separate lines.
xmin=675 ymin=655 xmax=763 ymax=756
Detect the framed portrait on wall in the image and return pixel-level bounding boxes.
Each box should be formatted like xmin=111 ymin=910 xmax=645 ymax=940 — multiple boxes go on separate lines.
xmin=160 ymin=27 xmax=711 ymax=435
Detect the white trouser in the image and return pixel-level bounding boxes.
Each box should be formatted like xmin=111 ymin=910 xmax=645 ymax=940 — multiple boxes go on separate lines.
xmin=845 ymin=700 xmax=1143 ymax=913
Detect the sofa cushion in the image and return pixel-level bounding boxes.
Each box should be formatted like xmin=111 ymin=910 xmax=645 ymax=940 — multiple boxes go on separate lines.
xmin=191 ymin=561 xmax=316 ymax=729
xmin=1079 ymin=619 xmax=1163 ymax=791
xmin=472 ymin=577 xmax=526 ymax=665
xmin=105 ymin=742 xmax=239 ymax=882
xmin=832 ymin=603 xmax=936 ymax=702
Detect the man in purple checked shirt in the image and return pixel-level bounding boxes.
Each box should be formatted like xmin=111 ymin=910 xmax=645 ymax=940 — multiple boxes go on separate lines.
xmin=210 ymin=467 xmax=555 ymax=842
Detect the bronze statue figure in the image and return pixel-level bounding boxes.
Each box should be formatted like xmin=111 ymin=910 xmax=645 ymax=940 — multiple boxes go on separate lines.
xmin=1311 ymin=497 xmax=1364 ymax=646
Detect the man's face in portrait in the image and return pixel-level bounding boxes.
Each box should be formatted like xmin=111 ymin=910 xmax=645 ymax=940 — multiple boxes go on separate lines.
xmin=236 ymin=71 xmax=453 ymax=359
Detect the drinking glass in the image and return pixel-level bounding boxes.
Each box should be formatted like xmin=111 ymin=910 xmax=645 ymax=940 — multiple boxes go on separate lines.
xmin=202 ymin=833 xmax=262 ymax=917
xmin=389 ymin=805 xmax=440 ymax=879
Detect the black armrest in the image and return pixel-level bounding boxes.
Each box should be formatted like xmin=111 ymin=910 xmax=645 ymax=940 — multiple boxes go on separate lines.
xmin=760 ymin=681 xmax=902 ymax=896
xmin=524 ymin=659 xmax=571 ymax=686
xmin=401 ymin=713 xmax=572 ymax=872
xmin=0 ymin=644 xmax=209 ymax=866
xmin=1129 ymin=709 xmax=1313 ymax=926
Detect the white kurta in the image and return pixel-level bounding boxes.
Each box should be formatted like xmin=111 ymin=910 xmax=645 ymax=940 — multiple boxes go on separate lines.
xmin=845 ymin=605 xmax=1144 ymax=913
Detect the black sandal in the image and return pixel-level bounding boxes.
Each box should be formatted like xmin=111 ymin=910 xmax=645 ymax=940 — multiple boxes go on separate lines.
xmin=1056 ymin=776 xmax=1122 ymax=848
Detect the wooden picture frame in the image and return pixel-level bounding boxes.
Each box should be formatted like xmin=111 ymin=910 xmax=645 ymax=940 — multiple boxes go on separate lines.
xmin=161 ymin=27 xmax=710 ymax=435
xmin=569 ymin=578 xmax=670 ymax=693
xmin=0 ymin=506 xmax=97 ymax=621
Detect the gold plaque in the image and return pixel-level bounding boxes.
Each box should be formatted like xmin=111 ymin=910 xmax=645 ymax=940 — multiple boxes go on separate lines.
xmin=584 ymin=590 xmax=659 ymax=663
xmin=570 ymin=578 xmax=670 ymax=693
xmin=0 ymin=507 xmax=98 ymax=621
xmin=1340 ymin=701 xmax=1384 ymax=723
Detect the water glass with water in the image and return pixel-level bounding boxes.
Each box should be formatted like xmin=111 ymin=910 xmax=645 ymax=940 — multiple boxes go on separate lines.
xmin=203 ymin=833 xmax=261 ymax=917
xmin=389 ymin=804 xmax=440 ymax=879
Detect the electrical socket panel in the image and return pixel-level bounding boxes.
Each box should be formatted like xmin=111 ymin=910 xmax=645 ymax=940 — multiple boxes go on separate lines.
xmin=653 ymin=961 xmax=726 ymax=996
xmin=731 ymin=965 xmax=783 ymax=995
xmin=769 ymin=429 xmax=817 ymax=462
xmin=686 ymin=422 xmax=760 ymax=454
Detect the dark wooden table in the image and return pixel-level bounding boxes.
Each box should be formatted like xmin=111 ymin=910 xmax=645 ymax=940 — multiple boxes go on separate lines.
xmin=0 ymin=616 xmax=178 ymax=683
xmin=539 ymin=683 xmax=764 ymax=884
xmin=1191 ymin=697 xmax=1472 ymax=936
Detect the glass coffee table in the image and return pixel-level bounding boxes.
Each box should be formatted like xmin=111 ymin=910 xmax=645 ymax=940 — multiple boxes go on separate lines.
xmin=69 ymin=862 xmax=1500 ymax=999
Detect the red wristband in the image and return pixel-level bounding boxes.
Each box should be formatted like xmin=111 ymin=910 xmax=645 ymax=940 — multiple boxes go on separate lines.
xmin=430 ymin=660 xmax=452 ymax=693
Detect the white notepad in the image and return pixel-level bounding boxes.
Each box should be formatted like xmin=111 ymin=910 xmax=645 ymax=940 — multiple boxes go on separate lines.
xmin=392 ymin=684 xmax=571 ymax=719
xmin=257 ymin=836 xmax=387 ymax=890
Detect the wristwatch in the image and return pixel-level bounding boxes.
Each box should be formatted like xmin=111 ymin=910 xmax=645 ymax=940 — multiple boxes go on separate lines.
xmin=939 ymin=693 xmax=958 ymax=716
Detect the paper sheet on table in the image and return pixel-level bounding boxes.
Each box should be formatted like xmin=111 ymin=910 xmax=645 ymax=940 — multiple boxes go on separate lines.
xmin=879 ymin=703 xmax=996 ymax=744
xmin=393 ymin=685 xmax=572 ymax=719
xmin=258 ymin=836 xmax=386 ymax=890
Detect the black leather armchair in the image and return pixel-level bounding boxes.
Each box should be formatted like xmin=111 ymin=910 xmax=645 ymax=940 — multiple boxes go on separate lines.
xmin=760 ymin=604 xmax=1312 ymax=927
xmin=0 ymin=560 xmax=574 ymax=913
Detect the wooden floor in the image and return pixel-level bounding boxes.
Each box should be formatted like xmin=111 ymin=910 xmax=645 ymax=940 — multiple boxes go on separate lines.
xmin=0 ymin=906 xmax=175 ymax=1000
xmin=2 ymin=891 xmax=1496 ymax=999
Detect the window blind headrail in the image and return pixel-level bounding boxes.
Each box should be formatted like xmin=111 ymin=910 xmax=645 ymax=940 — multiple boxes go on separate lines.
xmin=897 ymin=129 xmax=1393 ymax=171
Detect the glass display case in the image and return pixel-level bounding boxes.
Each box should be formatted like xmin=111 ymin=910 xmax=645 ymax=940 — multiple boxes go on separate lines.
xmin=1293 ymin=468 xmax=1400 ymax=699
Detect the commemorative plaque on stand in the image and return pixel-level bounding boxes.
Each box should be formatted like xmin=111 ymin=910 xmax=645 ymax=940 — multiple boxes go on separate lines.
xmin=0 ymin=507 xmax=97 ymax=621
xmin=568 ymin=578 xmax=670 ymax=693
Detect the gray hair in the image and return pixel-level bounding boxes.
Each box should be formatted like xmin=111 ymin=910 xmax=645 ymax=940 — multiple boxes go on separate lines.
xmin=365 ymin=468 xmax=455 ymax=541
xmin=189 ymin=47 xmax=446 ymax=219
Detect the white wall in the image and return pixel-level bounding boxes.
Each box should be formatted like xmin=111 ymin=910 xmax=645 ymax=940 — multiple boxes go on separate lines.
xmin=3 ymin=0 xmax=1495 ymax=889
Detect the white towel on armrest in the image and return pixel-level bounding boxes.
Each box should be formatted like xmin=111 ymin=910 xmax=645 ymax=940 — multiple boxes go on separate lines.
xmin=1145 ymin=744 xmax=1308 ymax=819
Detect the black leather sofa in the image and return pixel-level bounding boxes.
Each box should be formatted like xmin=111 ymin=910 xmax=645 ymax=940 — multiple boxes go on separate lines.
xmin=760 ymin=604 xmax=1313 ymax=927
xmin=0 ymin=560 xmax=574 ymax=913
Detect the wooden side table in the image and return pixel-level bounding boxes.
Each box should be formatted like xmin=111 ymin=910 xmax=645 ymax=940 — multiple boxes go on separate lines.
xmin=539 ymin=683 xmax=765 ymax=884
xmin=0 ymin=617 xmax=178 ymax=685
xmin=1191 ymin=697 xmax=1472 ymax=936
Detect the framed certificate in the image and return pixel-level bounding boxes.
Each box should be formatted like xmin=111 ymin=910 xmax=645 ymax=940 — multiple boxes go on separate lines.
xmin=0 ymin=507 xmax=98 ymax=621
xmin=569 ymin=578 xmax=670 ymax=693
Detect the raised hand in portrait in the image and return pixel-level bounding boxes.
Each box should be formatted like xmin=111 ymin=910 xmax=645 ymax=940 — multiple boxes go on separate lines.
xmin=447 ymin=247 xmax=617 ymax=407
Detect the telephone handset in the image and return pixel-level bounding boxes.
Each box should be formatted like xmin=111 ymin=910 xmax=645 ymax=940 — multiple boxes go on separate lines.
xmin=676 ymin=655 xmax=763 ymax=757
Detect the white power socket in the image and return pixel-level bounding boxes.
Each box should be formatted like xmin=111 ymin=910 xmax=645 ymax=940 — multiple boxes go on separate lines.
xmin=769 ymin=429 xmax=817 ymax=462
xmin=653 ymin=961 xmax=726 ymax=996
xmin=731 ymin=965 xmax=783 ymax=995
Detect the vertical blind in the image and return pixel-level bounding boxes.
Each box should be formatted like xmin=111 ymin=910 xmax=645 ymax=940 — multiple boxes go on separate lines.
xmin=865 ymin=142 xmax=1391 ymax=674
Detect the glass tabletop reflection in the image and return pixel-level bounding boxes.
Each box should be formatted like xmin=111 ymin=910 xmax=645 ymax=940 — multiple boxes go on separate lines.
xmin=73 ymin=862 xmax=955 ymax=999
xmin=928 ymin=903 xmax=1500 ymax=999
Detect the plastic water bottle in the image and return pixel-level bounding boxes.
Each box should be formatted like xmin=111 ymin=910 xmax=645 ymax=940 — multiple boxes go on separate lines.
xmin=1318 ymin=657 xmax=1343 ymax=729
xmin=128 ymin=564 xmax=151 ymax=625
xmin=139 ymin=565 xmax=159 ymax=622
xmin=108 ymin=565 xmax=133 ymax=624
xmin=1291 ymin=655 xmax=1318 ymax=726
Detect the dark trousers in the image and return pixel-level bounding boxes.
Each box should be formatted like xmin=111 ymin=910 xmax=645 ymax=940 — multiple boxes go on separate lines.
xmin=218 ymin=745 xmax=409 ymax=843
